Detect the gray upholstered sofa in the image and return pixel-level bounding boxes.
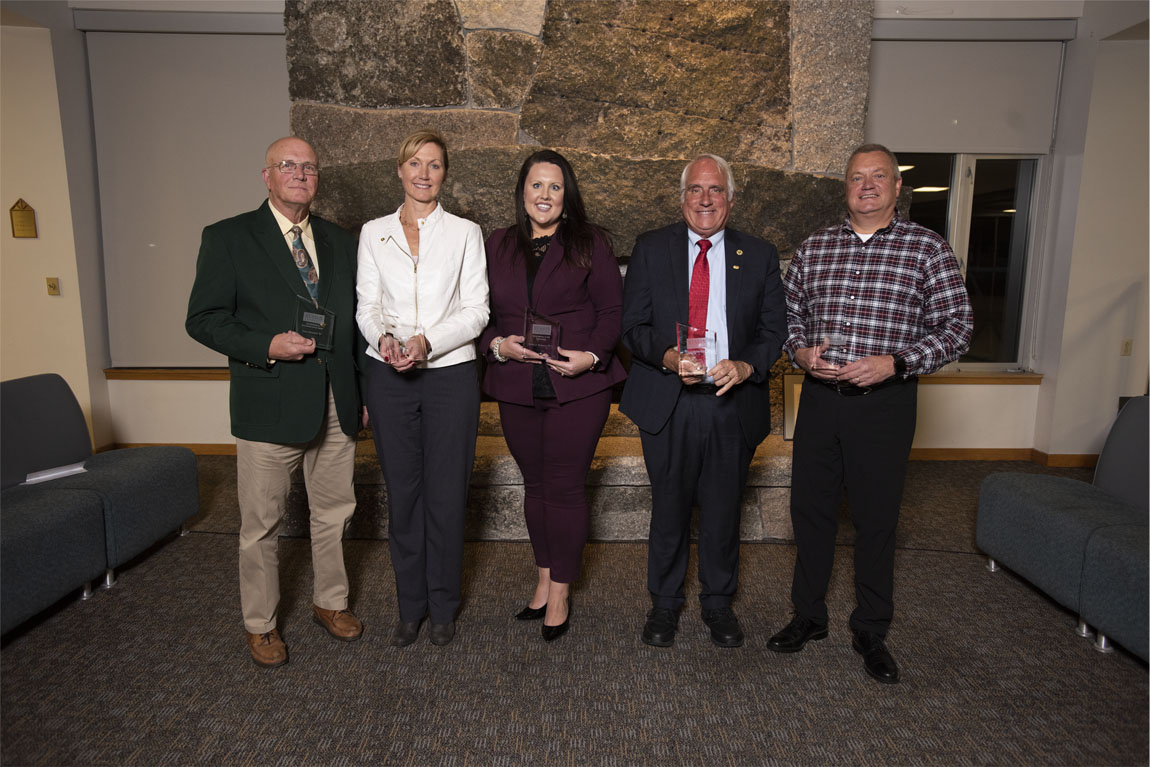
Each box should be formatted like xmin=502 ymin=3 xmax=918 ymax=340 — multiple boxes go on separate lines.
xmin=976 ymin=396 xmax=1148 ymax=661
xmin=1 ymin=373 xmax=200 ymax=636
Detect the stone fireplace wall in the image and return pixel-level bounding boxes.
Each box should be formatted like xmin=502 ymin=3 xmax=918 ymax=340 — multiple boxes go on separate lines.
xmin=286 ymin=0 xmax=874 ymax=262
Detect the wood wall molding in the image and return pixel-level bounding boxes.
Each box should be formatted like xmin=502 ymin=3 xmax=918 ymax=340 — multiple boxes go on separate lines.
xmin=122 ymin=442 xmax=1099 ymax=465
xmin=105 ymin=367 xmax=1044 ymax=386
xmin=104 ymin=367 xmax=228 ymax=381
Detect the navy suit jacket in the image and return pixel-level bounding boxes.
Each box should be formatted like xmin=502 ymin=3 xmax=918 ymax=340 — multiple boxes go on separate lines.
xmin=619 ymin=222 xmax=786 ymax=448
xmin=479 ymin=227 xmax=626 ymax=406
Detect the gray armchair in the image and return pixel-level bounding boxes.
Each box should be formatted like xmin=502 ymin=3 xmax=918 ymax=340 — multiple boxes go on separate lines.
xmin=1 ymin=374 xmax=199 ymax=635
xmin=976 ymin=396 xmax=1148 ymax=660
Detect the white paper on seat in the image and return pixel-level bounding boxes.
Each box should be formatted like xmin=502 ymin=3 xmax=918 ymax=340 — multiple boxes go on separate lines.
xmin=22 ymin=462 xmax=88 ymax=485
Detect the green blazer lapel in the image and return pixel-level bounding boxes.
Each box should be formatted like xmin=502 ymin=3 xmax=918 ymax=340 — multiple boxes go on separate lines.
xmin=255 ymin=201 xmax=311 ymax=301
xmin=312 ymin=219 xmax=335 ymax=309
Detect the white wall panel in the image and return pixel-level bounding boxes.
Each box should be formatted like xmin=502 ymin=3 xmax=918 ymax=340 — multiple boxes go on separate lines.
xmin=87 ymin=32 xmax=288 ymax=366
xmin=866 ymin=41 xmax=1063 ymax=153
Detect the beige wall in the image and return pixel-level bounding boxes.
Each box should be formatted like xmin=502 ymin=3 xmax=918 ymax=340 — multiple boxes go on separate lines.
xmin=0 ymin=23 xmax=93 ymax=440
xmin=1048 ymin=39 xmax=1150 ymax=454
xmin=110 ymin=379 xmax=1041 ymax=451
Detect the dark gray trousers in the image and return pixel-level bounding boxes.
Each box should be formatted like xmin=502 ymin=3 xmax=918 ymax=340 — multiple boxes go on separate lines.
xmin=366 ymin=357 xmax=479 ymax=624
xmin=640 ymin=387 xmax=753 ymax=611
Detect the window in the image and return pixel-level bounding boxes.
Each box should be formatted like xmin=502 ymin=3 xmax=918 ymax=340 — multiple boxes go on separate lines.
xmin=899 ymin=153 xmax=1037 ymax=365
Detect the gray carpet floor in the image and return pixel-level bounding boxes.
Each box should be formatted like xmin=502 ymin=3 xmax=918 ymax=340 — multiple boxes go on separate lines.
xmin=2 ymin=461 xmax=1147 ymax=766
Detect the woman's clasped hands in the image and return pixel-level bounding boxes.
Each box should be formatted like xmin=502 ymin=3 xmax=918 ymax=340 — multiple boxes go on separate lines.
xmin=497 ymin=336 xmax=594 ymax=377
xmin=379 ymin=332 xmax=429 ymax=372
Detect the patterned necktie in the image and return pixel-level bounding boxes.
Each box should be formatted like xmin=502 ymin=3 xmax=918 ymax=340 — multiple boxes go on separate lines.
xmin=289 ymin=225 xmax=319 ymax=304
xmin=688 ymin=238 xmax=712 ymax=332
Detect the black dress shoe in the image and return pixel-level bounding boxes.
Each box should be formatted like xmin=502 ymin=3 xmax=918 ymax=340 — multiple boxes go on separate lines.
xmin=391 ymin=619 xmax=422 ymax=647
xmin=767 ymin=615 xmax=828 ymax=653
xmin=515 ymin=604 xmax=547 ymax=621
xmin=429 ymin=621 xmax=456 ymax=646
xmin=852 ymin=630 xmax=900 ymax=684
xmin=701 ymin=607 xmax=745 ymax=648
xmin=542 ymin=599 xmax=570 ymax=642
xmin=641 ymin=607 xmax=679 ymax=647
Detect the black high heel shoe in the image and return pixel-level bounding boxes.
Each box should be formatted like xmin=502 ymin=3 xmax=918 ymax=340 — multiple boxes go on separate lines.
xmin=515 ymin=604 xmax=546 ymax=621
xmin=541 ymin=600 xmax=570 ymax=642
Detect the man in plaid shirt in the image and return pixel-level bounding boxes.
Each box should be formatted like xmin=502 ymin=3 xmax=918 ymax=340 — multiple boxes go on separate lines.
xmin=767 ymin=144 xmax=972 ymax=684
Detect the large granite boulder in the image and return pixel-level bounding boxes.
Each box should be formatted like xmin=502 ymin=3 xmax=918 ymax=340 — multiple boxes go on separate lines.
xmin=521 ymin=0 xmax=791 ymax=164
xmin=312 ymin=147 xmax=847 ymax=260
xmin=285 ymin=0 xmax=467 ymax=108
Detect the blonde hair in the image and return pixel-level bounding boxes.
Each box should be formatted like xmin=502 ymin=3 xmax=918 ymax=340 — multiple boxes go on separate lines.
xmin=397 ymin=130 xmax=449 ymax=173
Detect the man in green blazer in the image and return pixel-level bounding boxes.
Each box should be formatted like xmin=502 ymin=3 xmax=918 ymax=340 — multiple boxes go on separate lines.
xmin=187 ymin=137 xmax=366 ymax=668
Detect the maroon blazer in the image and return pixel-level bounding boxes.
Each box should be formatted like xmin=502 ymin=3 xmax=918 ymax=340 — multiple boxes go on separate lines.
xmin=480 ymin=226 xmax=626 ymax=406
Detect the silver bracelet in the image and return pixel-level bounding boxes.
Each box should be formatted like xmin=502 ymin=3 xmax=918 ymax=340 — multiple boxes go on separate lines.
xmin=491 ymin=336 xmax=508 ymax=363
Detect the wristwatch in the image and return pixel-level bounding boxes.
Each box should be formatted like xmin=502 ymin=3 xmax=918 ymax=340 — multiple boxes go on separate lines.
xmin=892 ymin=354 xmax=907 ymax=376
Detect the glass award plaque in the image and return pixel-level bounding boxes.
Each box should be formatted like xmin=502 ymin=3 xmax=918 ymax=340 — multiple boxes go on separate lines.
xmin=676 ymin=322 xmax=715 ymax=378
xmin=812 ymin=318 xmax=847 ymax=369
xmin=295 ymin=296 xmax=335 ymax=350
xmin=524 ymin=308 xmax=561 ymax=357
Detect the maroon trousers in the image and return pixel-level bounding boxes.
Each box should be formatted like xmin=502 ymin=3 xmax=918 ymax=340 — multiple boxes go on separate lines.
xmin=498 ymin=389 xmax=612 ymax=583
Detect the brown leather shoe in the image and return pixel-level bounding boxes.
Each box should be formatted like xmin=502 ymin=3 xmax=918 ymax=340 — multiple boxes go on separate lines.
xmin=246 ymin=629 xmax=287 ymax=667
xmin=312 ymin=605 xmax=363 ymax=641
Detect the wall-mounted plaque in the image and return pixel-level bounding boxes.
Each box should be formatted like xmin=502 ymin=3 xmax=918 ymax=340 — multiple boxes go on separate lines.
xmin=10 ymin=199 xmax=37 ymax=238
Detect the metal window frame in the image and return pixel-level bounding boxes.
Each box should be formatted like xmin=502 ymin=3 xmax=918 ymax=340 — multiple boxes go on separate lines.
xmin=935 ymin=153 xmax=1044 ymax=372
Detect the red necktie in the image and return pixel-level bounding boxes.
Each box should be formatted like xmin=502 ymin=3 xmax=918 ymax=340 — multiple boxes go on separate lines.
xmin=688 ymin=238 xmax=711 ymax=332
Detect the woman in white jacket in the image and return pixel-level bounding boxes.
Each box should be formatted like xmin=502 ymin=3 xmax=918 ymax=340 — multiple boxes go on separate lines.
xmin=356 ymin=131 xmax=489 ymax=647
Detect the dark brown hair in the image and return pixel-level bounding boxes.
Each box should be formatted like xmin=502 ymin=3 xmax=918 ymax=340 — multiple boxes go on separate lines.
xmin=506 ymin=150 xmax=612 ymax=271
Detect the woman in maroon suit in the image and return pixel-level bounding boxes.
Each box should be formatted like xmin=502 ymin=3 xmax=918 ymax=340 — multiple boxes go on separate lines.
xmin=480 ymin=150 xmax=626 ymax=641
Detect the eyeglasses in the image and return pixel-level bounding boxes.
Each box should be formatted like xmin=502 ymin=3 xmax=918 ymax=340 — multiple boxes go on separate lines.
xmin=268 ymin=160 xmax=320 ymax=176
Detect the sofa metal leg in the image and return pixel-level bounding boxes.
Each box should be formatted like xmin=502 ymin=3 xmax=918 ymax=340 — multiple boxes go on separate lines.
xmin=179 ymin=524 xmax=189 ymax=537
xmin=81 ymin=581 xmax=93 ymax=600
xmin=1075 ymin=617 xmax=1093 ymax=638
xmin=103 ymin=568 xmax=117 ymax=589
xmin=1093 ymin=632 xmax=1115 ymax=654
xmin=986 ymin=557 xmax=999 ymax=573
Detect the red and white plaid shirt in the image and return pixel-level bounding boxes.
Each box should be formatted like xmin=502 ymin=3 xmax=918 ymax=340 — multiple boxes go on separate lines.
xmin=782 ymin=214 xmax=972 ymax=376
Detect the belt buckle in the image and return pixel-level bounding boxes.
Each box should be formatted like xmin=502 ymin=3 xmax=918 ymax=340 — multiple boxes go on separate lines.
xmin=833 ymin=380 xmax=870 ymax=396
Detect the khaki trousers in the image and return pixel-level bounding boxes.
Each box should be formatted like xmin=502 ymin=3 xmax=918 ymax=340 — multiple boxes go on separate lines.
xmin=236 ymin=386 xmax=357 ymax=634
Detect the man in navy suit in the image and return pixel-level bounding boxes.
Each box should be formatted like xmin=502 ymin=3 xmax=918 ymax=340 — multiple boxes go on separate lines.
xmin=620 ymin=154 xmax=787 ymax=648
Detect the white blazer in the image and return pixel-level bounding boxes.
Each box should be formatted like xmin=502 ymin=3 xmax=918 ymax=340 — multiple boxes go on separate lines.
xmin=356 ymin=203 xmax=490 ymax=368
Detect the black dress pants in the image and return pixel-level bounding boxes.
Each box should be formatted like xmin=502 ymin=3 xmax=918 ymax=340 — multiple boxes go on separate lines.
xmin=789 ymin=375 xmax=917 ymax=637
xmin=366 ymin=357 xmax=479 ymax=624
xmin=641 ymin=387 xmax=753 ymax=611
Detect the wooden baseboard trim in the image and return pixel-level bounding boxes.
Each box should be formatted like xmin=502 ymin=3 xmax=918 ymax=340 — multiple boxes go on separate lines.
xmin=919 ymin=371 xmax=1043 ymax=385
xmin=1031 ymin=450 xmax=1099 ymax=468
xmin=909 ymin=448 xmax=1035 ymax=461
xmin=115 ymin=442 xmax=237 ymax=455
